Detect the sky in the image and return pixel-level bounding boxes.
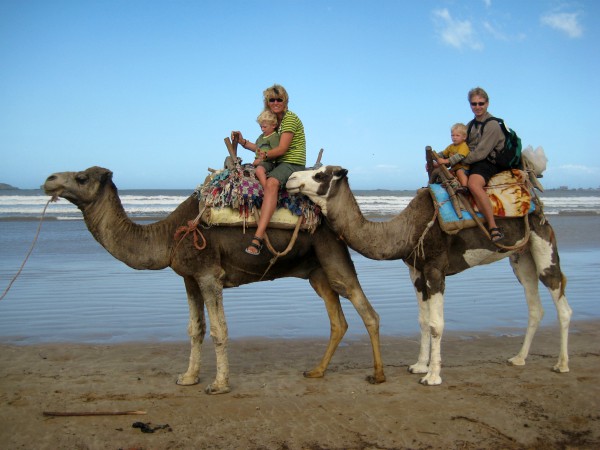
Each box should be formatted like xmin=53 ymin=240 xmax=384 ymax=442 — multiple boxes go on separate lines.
xmin=1 ymin=0 xmax=598 ymax=190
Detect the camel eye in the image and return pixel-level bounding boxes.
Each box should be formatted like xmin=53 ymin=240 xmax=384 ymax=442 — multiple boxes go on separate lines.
xmin=314 ymin=172 xmax=326 ymax=181
xmin=75 ymin=174 xmax=89 ymax=185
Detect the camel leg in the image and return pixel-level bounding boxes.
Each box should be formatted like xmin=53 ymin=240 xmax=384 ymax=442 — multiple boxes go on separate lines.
xmin=196 ymin=274 xmax=231 ymax=394
xmin=316 ymin=243 xmax=385 ymax=384
xmin=407 ymin=266 xmax=431 ymax=375
xmin=408 ymin=265 xmax=445 ymax=386
xmin=508 ymin=251 xmax=545 ymax=367
xmin=344 ymin=287 xmax=386 ymax=384
xmin=419 ymin=291 xmax=444 ymax=386
xmin=530 ymin=232 xmax=572 ymax=372
xmin=303 ymin=268 xmax=348 ymax=379
xmin=177 ymin=277 xmax=207 ymax=386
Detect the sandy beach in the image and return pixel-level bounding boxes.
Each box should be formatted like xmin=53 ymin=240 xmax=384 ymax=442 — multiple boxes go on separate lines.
xmin=1 ymin=320 xmax=598 ymax=449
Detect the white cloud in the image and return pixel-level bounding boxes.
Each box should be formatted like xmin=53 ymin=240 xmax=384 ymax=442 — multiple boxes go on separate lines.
xmin=483 ymin=21 xmax=526 ymax=42
xmin=540 ymin=12 xmax=583 ymax=38
xmin=483 ymin=21 xmax=507 ymax=41
xmin=432 ymin=8 xmax=483 ymax=50
xmin=482 ymin=0 xmax=492 ymax=7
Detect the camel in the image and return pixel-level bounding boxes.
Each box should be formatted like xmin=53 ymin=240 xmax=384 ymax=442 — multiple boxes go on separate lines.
xmin=286 ymin=165 xmax=572 ymax=385
xmin=43 ymin=166 xmax=386 ymax=394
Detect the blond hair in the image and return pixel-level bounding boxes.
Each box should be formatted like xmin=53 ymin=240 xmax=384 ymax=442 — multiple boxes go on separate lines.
xmin=451 ymin=123 xmax=467 ymax=137
xmin=262 ymin=84 xmax=289 ymax=111
xmin=468 ymin=87 xmax=489 ymax=102
xmin=256 ymin=110 xmax=278 ymax=126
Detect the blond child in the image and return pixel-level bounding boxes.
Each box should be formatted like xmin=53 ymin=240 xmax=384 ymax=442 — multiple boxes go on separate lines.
xmin=235 ymin=110 xmax=280 ymax=166
xmin=436 ymin=123 xmax=470 ymax=187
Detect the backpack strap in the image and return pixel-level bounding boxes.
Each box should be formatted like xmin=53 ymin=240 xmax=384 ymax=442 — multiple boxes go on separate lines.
xmin=467 ymin=116 xmax=502 ymax=138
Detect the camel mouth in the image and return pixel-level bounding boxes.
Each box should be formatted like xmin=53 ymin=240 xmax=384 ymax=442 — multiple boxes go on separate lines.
xmin=286 ymin=182 xmax=304 ymax=195
xmin=42 ymin=185 xmax=62 ymax=201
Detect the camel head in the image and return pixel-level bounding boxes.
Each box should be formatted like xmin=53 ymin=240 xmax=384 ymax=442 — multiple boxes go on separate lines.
xmin=43 ymin=166 xmax=114 ymax=208
xmin=286 ymin=165 xmax=348 ymax=214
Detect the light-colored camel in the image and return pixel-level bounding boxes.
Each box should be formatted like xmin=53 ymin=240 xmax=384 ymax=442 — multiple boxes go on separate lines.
xmin=43 ymin=166 xmax=385 ymax=394
xmin=287 ymin=165 xmax=572 ymax=385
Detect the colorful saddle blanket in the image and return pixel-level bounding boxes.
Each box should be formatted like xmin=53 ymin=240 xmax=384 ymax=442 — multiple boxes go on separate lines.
xmin=196 ymin=168 xmax=321 ymax=232
xmin=429 ymin=169 xmax=535 ymax=234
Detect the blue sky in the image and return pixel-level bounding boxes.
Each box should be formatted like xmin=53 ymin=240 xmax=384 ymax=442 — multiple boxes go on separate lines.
xmin=1 ymin=0 xmax=598 ymax=190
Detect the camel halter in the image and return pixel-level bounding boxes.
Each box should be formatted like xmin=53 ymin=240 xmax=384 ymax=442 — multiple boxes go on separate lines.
xmin=0 ymin=197 xmax=56 ymax=301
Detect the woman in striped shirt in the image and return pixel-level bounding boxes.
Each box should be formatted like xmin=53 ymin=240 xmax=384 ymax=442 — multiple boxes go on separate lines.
xmin=234 ymin=84 xmax=307 ymax=255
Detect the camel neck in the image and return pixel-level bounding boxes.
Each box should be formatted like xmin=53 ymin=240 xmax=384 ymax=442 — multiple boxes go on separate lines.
xmin=81 ymin=186 xmax=194 ymax=270
xmin=325 ymin=181 xmax=415 ymax=260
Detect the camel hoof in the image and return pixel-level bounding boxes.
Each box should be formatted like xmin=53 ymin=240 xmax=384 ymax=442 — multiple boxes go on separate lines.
xmin=176 ymin=374 xmax=199 ymax=386
xmin=552 ymin=364 xmax=569 ymax=373
xmin=408 ymin=363 xmax=428 ymax=374
xmin=419 ymin=374 xmax=442 ymax=386
xmin=508 ymin=356 xmax=526 ymax=366
xmin=205 ymin=384 xmax=231 ymax=395
xmin=303 ymin=370 xmax=325 ymax=379
xmin=366 ymin=373 xmax=386 ymax=384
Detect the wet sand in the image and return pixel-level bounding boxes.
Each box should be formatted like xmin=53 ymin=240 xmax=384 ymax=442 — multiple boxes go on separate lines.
xmin=1 ymin=320 xmax=598 ymax=449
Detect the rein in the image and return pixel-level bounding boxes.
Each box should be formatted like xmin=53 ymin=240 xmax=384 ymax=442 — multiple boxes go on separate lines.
xmin=253 ymin=208 xmax=303 ymax=280
xmin=0 ymin=197 xmax=56 ymax=301
xmin=457 ymin=194 xmax=531 ymax=251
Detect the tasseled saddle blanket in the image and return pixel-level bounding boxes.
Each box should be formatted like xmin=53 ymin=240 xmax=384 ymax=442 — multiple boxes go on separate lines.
xmin=429 ymin=169 xmax=537 ymax=235
xmin=195 ymin=167 xmax=322 ymax=232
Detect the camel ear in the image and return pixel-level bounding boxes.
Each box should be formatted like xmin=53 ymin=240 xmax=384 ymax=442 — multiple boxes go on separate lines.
xmin=334 ymin=168 xmax=348 ymax=179
xmin=100 ymin=169 xmax=113 ymax=183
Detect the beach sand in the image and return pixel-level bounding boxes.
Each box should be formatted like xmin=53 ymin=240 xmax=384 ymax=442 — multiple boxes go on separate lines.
xmin=1 ymin=321 xmax=598 ymax=449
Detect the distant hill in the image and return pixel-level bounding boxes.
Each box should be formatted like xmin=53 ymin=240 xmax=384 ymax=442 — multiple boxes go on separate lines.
xmin=0 ymin=183 xmax=19 ymax=190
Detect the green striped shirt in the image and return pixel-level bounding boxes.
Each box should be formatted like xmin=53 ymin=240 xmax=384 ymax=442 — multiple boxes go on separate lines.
xmin=277 ymin=110 xmax=306 ymax=166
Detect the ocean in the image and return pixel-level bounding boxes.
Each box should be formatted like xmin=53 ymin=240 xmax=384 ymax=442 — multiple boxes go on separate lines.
xmin=1 ymin=188 xmax=599 ymax=344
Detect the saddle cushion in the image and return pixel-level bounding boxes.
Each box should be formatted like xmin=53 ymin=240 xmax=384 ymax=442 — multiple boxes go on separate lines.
xmin=430 ymin=169 xmax=535 ymax=234
xmin=197 ymin=168 xmax=321 ymax=232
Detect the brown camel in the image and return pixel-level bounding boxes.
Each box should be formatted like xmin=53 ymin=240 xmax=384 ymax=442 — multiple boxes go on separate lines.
xmin=287 ymin=166 xmax=572 ymax=385
xmin=43 ymin=166 xmax=385 ymax=394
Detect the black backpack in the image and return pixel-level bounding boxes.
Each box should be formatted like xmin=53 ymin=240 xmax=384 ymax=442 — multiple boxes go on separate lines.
xmin=467 ymin=117 xmax=522 ymax=169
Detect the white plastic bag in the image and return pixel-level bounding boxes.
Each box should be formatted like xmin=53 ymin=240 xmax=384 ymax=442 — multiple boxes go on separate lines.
xmin=521 ymin=145 xmax=547 ymax=177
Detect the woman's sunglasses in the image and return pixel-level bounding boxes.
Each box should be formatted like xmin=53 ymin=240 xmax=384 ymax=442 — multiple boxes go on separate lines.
xmin=269 ymin=98 xmax=284 ymax=103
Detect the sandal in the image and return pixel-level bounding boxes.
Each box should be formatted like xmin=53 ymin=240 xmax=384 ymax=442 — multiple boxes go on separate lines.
xmin=456 ymin=186 xmax=470 ymax=195
xmin=489 ymin=227 xmax=505 ymax=243
xmin=245 ymin=236 xmax=264 ymax=255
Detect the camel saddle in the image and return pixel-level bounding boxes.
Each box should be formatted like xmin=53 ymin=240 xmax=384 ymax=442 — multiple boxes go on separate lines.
xmin=196 ymin=168 xmax=322 ymax=232
xmin=429 ymin=169 xmax=537 ymax=235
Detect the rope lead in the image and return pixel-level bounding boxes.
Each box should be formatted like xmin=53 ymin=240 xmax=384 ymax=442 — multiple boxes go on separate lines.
xmin=1 ymin=197 xmax=56 ymax=301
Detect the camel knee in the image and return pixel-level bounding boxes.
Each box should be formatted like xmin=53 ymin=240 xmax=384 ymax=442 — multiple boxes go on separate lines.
xmin=528 ymin=306 xmax=544 ymax=323
xmin=428 ymin=321 xmax=444 ymax=339
xmin=331 ymin=321 xmax=348 ymax=337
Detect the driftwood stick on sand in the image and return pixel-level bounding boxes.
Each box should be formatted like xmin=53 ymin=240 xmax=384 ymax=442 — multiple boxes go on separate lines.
xmin=43 ymin=410 xmax=147 ymax=417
